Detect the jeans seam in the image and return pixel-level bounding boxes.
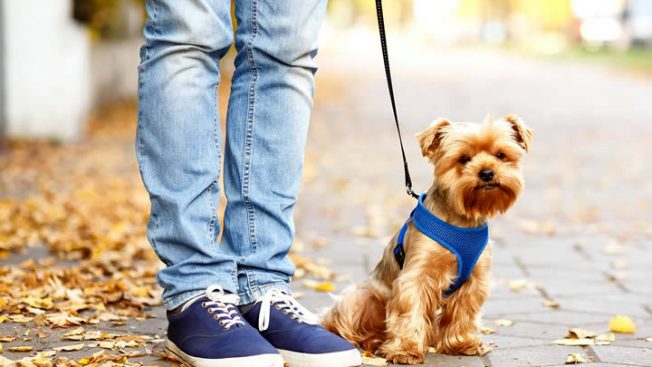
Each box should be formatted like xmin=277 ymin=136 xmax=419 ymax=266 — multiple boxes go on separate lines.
xmin=208 ymin=67 xmax=222 ymax=253
xmin=149 ymin=0 xmax=161 ymax=37
xmin=242 ymin=0 xmax=260 ymax=254
xmin=136 ymin=43 xmax=168 ymax=267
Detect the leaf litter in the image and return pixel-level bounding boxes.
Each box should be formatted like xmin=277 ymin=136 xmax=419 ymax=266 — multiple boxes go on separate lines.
xmin=0 ymin=102 xmax=334 ymax=365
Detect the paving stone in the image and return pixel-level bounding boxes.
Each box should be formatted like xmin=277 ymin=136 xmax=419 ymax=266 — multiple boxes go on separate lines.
xmin=592 ymin=346 xmax=652 ymax=366
xmin=487 ymin=345 xmax=590 ymax=367
xmin=553 ymin=296 xmax=651 ymax=318
xmin=483 ymin=334 xmax=550 ymax=349
xmin=483 ymin=297 xmax=550 ymax=318
xmin=388 ymin=353 xmax=486 ymax=367
xmin=480 ymin=319 xmax=589 ymax=340
xmin=500 ymin=310 xmax=612 ymax=326
xmin=546 ymin=364 xmax=641 ymax=367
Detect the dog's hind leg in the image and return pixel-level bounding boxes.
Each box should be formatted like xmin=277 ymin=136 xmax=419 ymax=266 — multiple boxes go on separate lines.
xmin=322 ymin=284 xmax=386 ymax=352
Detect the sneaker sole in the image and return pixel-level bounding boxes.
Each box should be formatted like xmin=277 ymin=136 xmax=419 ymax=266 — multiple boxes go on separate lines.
xmin=277 ymin=348 xmax=362 ymax=367
xmin=165 ymin=339 xmax=284 ymax=367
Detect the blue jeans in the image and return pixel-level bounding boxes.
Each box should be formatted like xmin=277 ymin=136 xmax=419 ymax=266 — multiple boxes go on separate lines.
xmin=136 ymin=0 xmax=327 ymax=310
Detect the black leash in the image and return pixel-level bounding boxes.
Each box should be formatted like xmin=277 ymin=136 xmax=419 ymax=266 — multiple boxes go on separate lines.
xmin=374 ymin=0 xmax=419 ymax=199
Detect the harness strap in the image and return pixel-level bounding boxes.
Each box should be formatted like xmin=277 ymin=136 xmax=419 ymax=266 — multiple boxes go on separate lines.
xmin=394 ymin=194 xmax=489 ymax=296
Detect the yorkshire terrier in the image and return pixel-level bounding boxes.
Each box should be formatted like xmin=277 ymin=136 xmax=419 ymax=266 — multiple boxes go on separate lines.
xmin=323 ymin=115 xmax=532 ymax=364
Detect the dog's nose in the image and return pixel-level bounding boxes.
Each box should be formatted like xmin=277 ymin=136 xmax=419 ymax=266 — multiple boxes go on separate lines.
xmin=479 ymin=168 xmax=494 ymax=182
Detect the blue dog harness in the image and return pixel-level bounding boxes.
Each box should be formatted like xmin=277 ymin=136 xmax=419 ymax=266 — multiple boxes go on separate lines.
xmin=394 ymin=193 xmax=490 ymax=296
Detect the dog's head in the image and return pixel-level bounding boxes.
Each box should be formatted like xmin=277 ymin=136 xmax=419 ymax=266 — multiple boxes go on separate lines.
xmin=417 ymin=115 xmax=532 ymax=220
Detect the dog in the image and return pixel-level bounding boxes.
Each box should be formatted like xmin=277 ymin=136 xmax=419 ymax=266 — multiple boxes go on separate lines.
xmin=322 ymin=115 xmax=532 ymax=364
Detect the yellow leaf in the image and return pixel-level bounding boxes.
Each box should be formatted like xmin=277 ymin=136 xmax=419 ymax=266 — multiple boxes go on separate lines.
xmin=9 ymin=345 xmax=33 ymax=352
xmin=565 ymin=353 xmax=587 ymax=364
xmin=555 ymin=338 xmax=594 ymax=346
xmin=314 ymin=282 xmax=336 ymax=292
xmin=21 ymin=296 xmax=54 ymax=310
xmin=53 ymin=343 xmax=85 ymax=351
xmin=78 ymin=357 xmax=90 ymax=365
xmin=609 ymin=315 xmax=636 ymax=333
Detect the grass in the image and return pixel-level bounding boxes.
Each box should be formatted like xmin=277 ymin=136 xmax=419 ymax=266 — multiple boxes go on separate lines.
xmin=556 ymin=47 xmax=652 ymax=72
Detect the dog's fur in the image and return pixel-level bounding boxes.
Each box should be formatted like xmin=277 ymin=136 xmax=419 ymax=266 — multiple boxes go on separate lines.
xmin=322 ymin=115 xmax=532 ymax=364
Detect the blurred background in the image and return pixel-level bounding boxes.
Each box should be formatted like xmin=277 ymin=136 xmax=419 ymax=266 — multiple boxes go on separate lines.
xmin=0 ymin=0 xmax=651 ymax=141
xmin=0 ymin=1 xmax=652 ymax=365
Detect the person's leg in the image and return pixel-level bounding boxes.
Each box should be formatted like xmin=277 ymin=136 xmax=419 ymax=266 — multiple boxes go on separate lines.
xmin=137 ymin=2 xmax=286 ymax=366
xmin=222 ymin=0 xmax=327 ymax=304
xmin=136 ymin=0 xmax=236 ymax=311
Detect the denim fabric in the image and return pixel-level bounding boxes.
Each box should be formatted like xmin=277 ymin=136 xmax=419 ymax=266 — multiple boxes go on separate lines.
xmin=136 ymin=0 xmax=327 ymax=310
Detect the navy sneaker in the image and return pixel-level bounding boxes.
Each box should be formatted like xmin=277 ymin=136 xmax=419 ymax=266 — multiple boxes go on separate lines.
xmin=242 ymin=289 xmax=362 ymax=367
xmin=166 ymin=285 xmax=284 ymax=367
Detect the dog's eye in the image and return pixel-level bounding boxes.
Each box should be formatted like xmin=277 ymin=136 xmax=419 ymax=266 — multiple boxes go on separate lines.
xmin=496 ymin=152 xmax=506 ymax=160
xmin=458 ymin=156 xmax=471 ymax=164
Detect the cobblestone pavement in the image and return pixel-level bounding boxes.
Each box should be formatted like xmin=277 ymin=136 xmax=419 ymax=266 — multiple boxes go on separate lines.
xmin=2 ymin=41 xmax=652 ymax=366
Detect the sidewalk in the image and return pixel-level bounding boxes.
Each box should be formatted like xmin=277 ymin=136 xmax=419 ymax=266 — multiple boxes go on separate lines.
xmin=1 ymin=46 xmax=651 ymax=366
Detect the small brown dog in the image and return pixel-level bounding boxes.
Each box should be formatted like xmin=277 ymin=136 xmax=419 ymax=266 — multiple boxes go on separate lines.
xmin=323 ymin=115 xmax=532 ymax=364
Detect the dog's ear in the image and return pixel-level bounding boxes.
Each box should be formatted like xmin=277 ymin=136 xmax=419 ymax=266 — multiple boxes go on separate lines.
xmin=504 ymin=115 xmax=533 ymax=152
xmin=417 ymin=119 xmax=451 ymax=158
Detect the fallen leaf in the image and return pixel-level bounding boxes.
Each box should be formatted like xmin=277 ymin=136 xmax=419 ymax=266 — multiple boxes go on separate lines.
xmin=565 ymin=353 xmax=588 ymax=364
xmin=494 ymin=319 xmax=514 ymax=327
xmin=9 ymin=345 xmax=33 ymax=352
xmin=362 ymin=354 xmax=388 ymax=366
xmin=53 ymin=343 xmax=85 ymax=351
xmin=21 ymin=295 xmax=54 ymax=310
xmin=543 ymin=299 xmax=560 ymax=309
xmin=555 ymin=338 xmax=594 ymax=346
xmin=566 ymin=328 xmax=598 ymax=339
xmin=609 ymin=315 xmax=636 ymax=333
xmin=480 ymin=327 xmax=496 ymax=335
xmin=301 ymin=279 xmax=335 ymax=292
xmin=508 ymin=279 xmax=529 ymax=292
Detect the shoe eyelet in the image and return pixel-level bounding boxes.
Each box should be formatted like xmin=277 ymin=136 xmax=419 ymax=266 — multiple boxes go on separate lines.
xmin=201 ymin=302 xmax=207 ymax=308
xmin=275 ymin=304 xmax=281 ymax=310
xmin=214 ymin=315 xmax=220 ymax=320
xmin=283 ymin=310 xmax=290 ymax=314
xmin=208 ymin=309 xmax=215 ymax=314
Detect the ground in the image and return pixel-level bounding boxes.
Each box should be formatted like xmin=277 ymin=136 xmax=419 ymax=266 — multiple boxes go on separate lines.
xmin=1 ymin=40 xmax=651 ymax=366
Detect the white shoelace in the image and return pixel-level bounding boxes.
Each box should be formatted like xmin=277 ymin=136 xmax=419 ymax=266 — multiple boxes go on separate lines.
xmin=181 ymin=285 xmax=245 ymax=330
xmin=257 ymin=289 xmax=319 ymax=332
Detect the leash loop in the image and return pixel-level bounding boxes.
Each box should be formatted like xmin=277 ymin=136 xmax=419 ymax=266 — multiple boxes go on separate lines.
xmin=375 ymin=0 xmax=419 ymax=199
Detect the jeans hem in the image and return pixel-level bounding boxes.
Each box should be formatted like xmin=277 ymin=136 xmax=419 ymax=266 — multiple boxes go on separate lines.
xmin=237 ymin=281 xmax=291 ymax=305
xmin=163 ymin=289 xmax=207 ymax=311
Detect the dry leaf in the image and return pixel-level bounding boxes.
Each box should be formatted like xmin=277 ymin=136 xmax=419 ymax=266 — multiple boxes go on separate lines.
xmin=480 ymin=327 xmax=496 ymax=335
xmin=9 ymin=345 xmax=33 ymax=352
xmin=555 ymin=338 xmax=594 ymax=346
xmin=301 ymin=279 xmax=335 ymax=292
xmin=565 ymin=353 xmax=588 ymax=364
xmin=361 ymin=355 xmax=388 ymax=366
xmin=508 ymin=279 xmax=529 ymax=292
xmin=543 ymin=299 xmax=560 ymax=309
xmin=609 ymin=315 xmax=636 ymax=333
xmin=566 ymin=328 xmax=598 ymax=339
xmin=494 ymin=319 xmax=514 ymax=327
xmin=53 ymin=343 xmax=85 ymax=351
